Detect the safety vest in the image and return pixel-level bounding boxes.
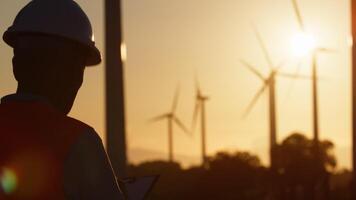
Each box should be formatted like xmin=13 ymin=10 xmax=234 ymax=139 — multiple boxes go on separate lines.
xmin=0 ymin=100 xmax=89 ymax=200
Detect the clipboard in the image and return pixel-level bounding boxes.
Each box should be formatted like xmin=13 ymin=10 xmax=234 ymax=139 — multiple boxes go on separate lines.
xmin=122 ymin=175 xmax=160 ymax=200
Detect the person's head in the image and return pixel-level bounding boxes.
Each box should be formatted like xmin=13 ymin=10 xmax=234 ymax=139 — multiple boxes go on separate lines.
xmin=3 ymin=0 xmax=101 ymax=114
xmin=13 ymin=35 xmax=88 ymax=114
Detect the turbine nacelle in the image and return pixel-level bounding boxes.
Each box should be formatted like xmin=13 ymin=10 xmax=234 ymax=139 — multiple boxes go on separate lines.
xmin=192 ymin=75 xmax=210 ymax=133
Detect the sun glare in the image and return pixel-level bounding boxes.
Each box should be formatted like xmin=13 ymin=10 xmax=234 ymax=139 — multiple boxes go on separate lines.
xmin=291 ymin=32 xmax=316 ymax=58
xmin=347 ymin=35 xmax=353 ymax=47
xmin=121 ymin=43 xmax=127 ymax=62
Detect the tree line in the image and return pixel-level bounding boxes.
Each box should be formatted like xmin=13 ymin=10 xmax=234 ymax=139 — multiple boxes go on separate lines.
xmin=128 ymin=133 xmax=352 ymax=200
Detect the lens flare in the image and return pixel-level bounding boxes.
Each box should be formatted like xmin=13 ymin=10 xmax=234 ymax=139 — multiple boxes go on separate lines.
xmin=121 ymin=43 xmax=127 ymax=62
xmin=1 ymin=168 xmax=17 ymax=194
xmin=291 ymin=32 xmax=316 ymax=57
xmin=347 ymin=35 xmax=353 ymax=47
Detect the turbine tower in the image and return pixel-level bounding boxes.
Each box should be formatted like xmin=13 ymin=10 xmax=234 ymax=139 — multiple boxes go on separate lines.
xmin=150 ymin=87 xmax=190 ymax=162
xmin=241 ymin=26 xmax=307 ymax=169
xmin=191 ymin=76 xmax=210 ymax=168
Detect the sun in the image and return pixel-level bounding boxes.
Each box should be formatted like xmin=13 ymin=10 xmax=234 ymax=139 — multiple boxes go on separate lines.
xmin=291 ymin=31 xmax=316 ymax=58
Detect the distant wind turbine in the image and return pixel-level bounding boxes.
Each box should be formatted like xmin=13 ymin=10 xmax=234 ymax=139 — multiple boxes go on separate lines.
xmin=150 ymin=86 xmax=190 ymax=162
xmin=191 ymin=75 xmax=210 ymax=168
xmin=241 ymin=26 xmax=308 ymax=170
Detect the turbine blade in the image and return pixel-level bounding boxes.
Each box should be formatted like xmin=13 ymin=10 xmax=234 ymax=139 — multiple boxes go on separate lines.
xmin=275 ymin=60 xmax=286 ymax=72
xmin=284 ymin=61 xmax=302 ymax=99
xmin=291 ymin=0 xmax=305 ymax=31
xmin=191 ymin=100 xmax=201 ymax=133
xmin=279 ymin=73 xmax=311 ymax=80
xmin=174 ymin=116 xmax=191 ymax=136
xmin=171 ymin=85 xmax=180 ymax=113
xmin=317 ymin=47 xmax=337 ymax=53
xmin=242 ymin=84 xmax=268 ymax=118
xmin=240 ymin=60 xmax=265 ymax=81
xmin=149 ymin=113 xmax=168 ymax=123
xmin=195 ymin=73 xmax=202 ymax=97
xmin=252 ymin=25 xmax=274 ymax=69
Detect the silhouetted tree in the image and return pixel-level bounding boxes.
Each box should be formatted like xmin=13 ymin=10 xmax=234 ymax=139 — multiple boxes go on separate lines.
xmin=209 ymin=151 xmax=261 ymax=170
xmin=193 ymin=151 xmax=268 ymax=200
xmin=128 ymin=160 xmax=182 ymax=176
xmin=126 ymin=134 xmax=344 ymax=200
xmin=275 ymin=132 xmax=336 ymax=200
xmin=128 ymin=151 xmax=269 ymax=200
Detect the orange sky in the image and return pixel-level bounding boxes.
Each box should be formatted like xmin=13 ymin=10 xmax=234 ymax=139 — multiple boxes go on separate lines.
xmin=0 ymin=0 xmax=352 ymax=169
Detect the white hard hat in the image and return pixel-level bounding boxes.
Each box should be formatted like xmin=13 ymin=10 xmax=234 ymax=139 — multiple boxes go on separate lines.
xmin=3 ymin=0 xmax=101 ymax=66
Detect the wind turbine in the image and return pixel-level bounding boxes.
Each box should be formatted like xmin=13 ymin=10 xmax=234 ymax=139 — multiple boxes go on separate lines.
xmin=150 ymin=87 xmax=190 ymax=162
xmin=290 ymin=0 xmax=334 ymax=159
xmin=241 ymin=26 xmax=307 ymax=170
xmin=191 ymin=76 xmax=210 ymax=168
xmin=291 ymin=1 xmax=336 ymax=198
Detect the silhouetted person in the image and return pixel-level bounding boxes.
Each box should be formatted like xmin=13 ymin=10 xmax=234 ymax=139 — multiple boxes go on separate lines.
xmin=0 ymin=0 xmax=124 ymax=199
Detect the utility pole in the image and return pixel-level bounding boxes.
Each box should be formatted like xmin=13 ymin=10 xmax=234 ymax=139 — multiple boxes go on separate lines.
xmin=351 ymin=1 xmax=356 ymax=199
xmin=105 ymin=0 xmax=128 ymax=178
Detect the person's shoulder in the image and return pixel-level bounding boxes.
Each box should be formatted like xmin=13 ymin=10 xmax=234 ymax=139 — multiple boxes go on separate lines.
xmin=62 ymin=115 xmax=94 ymax=132
xmin=55 ymin=115 xmax=101 ymax=146
xmin=76 ymin=126 xmax=103 ymax=145
xmin=64 ymin=120 xmax=103 ymax=164
xmin=66 ymin=126 xmax=104 ymax=165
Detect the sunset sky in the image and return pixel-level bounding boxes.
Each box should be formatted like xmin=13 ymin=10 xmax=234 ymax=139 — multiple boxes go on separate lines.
xmin=0 ymin=0 xmax=352 ymax=169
